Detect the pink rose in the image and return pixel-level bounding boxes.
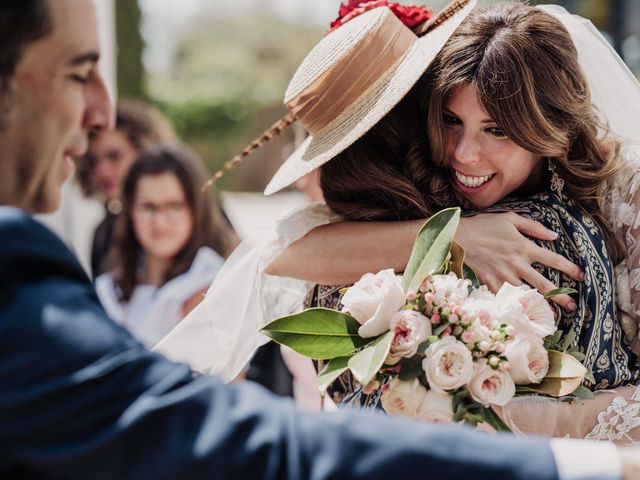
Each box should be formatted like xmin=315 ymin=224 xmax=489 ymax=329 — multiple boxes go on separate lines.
xmin=468 ymin=364 xmax=516 ymax=406
xmin=380 ymin=378 xmax=427 ymax=417
xmin=496 ymin=283 xmax=557 ymax=338
xmin=386 ymin=310 xmax=431 ymax=365
xmin=423 ymin=336 xmax=474 ymax=393
xmin=504 ymin=334 xmax=550 ymax=384
xmin=428 ymin=273 xmax=470 ymax=307
xmin=416 ymin=390 xmax=454 ymax=423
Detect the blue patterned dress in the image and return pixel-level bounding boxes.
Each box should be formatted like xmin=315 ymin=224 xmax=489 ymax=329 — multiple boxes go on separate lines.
xmin=306 ymin=193 xmax=640 ymax=411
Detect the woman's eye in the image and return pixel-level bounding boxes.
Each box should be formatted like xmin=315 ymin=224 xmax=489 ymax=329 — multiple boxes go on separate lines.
xmin=486 ymin=126 xmax=507 ymax=138
xmin=443 ymin=114 xmax=460 ymax=126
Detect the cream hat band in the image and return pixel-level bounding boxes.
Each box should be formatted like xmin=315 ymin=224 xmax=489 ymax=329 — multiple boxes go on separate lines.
xmin=264 ymin=0 xmax=476 ymax=195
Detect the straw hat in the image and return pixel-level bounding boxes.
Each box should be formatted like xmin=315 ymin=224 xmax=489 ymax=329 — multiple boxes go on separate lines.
xmin=263 ymin=0 xmax=476 ymax=195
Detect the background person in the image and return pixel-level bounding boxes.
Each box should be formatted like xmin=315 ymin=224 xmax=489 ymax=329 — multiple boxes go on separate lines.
xmin=78 ymin=99 xmax=177 ymax=277
xmin=95 ymin=144 xmax=239 ymax=347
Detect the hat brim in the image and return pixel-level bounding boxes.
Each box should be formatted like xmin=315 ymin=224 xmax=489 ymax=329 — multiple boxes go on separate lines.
xmin=265 ymin=1 xmax=475 ymax=195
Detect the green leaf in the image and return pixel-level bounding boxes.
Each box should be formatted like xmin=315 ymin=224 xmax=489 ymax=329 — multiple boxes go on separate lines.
xmin=348 ymin=331 xmax=394 ymax=386
xmin=316 ymin=356 xmax=351 ymax=393
xmin=481 ymin=406 xmax=512 ymax=433
xmin=568 ymin=350 xmax=586 ymax=362
xmin=559 ymin=329 xmax=577 ymax=351
xmin=261 ymin=308 xmax=372 ymax=359
xmin=403 ymin=208 xmax=461 ymax=293
xmin=398 ymin=355 xmax=424 ymax=381
xmin=571 ymin=385 xmax=595 ymax=400
xmin=462 ymin=264 xmax=479 ymax=289
xmin=543 ymin=330 xmax=563 ymax=350
xmin=584 ymin=372 xmax=596 ymax=384
xmin=462 ymin=413 xmax=486 ymax=427
xmin=417 ymin=338 xmax=435 ymax=355
xmin=544 ymin=287 xmax=578 ymax=299
xmin=452 ymin=407 xmax=466 ymax=422
xmin=433 ymin=324 xmax=450 ymax=336
xmin=515 ymin=386 xmax=540 ymax=395
xmin=452 ymin=390 xmax=470 ymax=413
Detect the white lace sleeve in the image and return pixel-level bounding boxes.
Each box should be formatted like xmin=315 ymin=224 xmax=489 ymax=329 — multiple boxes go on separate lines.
xmin=153 ymin=203 xmax=341 ymax=381
xmin=604 ymin=143 xmax=640 ymax=354
xmin=500 ymin=386 xmax=640 ymax=444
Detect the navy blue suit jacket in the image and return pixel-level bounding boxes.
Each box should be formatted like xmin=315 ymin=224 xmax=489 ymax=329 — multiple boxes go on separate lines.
xmin=0 ymin=207 xmax=560 ymax=479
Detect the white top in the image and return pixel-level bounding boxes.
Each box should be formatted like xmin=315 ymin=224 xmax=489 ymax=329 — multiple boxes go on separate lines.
xmin=550 ymin=438 xmax=621 ymax=480
xmin=96 ymin=247 xmax=224 ymax=348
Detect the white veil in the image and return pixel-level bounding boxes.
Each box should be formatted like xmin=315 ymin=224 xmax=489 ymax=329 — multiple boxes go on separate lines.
xmin=539 ymin=5 xmax=640 ymax=145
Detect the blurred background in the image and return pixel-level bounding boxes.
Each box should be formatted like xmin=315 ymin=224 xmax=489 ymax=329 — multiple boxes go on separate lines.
xmin=43 ymin=0 xmax=640 ymax=271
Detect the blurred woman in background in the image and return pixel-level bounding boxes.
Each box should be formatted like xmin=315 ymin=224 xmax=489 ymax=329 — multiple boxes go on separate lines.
xmin=78 ymin=100 xmax=176 ymax=277
xmin=95 ymin=144 xmax=240 ymax=347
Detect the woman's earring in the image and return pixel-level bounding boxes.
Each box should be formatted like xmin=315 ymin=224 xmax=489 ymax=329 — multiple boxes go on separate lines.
xmin=548 ymin=160 xmax=565 ymax=196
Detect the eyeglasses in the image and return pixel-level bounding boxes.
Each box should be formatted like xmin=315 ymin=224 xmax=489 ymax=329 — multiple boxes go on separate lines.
xmin=132 ymin=201 xmax=190 ymax=222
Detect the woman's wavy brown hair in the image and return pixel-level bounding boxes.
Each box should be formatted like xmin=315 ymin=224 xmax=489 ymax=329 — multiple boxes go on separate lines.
xmin=112 ymin=144 xmax=240 ymax=302
xmin=427 ymin=3 xmax=624 ymax=262
xmin=320 ymin=74 xmax=454 ymax=221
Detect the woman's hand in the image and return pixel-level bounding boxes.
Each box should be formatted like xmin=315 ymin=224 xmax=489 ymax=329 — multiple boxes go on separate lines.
xmin=457 ymin=213 xmax=583 ymax=310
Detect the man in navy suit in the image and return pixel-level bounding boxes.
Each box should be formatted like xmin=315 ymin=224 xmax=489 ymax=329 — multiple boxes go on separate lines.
xmin=0 ymin=0 xmax=637 ymax=478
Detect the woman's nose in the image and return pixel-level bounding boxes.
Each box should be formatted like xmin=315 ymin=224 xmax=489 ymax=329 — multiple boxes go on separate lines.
xmin=452 ymin=131 xmax=480 ymax=166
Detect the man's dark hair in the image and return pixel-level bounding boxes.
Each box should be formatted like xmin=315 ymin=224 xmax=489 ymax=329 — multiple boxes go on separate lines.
xmin=0 ymin=0 xmax=52 ymax=93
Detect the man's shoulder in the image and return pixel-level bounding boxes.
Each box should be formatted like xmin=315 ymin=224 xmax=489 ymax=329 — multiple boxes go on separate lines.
xmin=0 ymin=206 xmax=60 ymax=243
xmin=0 ymin=206 xmax=86 ymax=283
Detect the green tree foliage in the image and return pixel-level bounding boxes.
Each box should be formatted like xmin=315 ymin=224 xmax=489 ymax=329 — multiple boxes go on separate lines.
xmin=147 ymin=8 xmax=324 ymax=190
xmin=116 ymin=0 xmax=145 ymax=99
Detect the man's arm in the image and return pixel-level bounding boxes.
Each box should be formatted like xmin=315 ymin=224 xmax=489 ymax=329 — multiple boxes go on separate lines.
xmin=0 ymin=244 xmax=560 ymax=479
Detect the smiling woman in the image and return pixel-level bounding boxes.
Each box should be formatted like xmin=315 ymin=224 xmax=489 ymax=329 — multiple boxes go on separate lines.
xmin=442 ymin=84 xmax=542 ymax=208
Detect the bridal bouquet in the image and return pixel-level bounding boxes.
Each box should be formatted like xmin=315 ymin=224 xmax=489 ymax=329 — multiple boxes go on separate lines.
xmin=262 ymin=208 xmax=592 ymax=431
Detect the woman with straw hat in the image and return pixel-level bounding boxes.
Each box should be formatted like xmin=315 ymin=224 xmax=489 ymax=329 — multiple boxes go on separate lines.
xmin=157 ymin=0 xmax=640 ymax=441
xmin=155 ymin=0 xmax=477 ymax=382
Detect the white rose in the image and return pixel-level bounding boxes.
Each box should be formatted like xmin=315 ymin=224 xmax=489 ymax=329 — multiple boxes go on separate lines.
xmin=380 ymin=378 xmax=427 ymax=417
xmin=341 ymin=269 xmax=406 ymax=338
xmin=460 ymin=297 xmax=499 ymax=330
xmin=386 ymin=310 xmax=431 ymax=365
xmin=423 ymin=336 xmax=474 ymax=393
xmin=468 ymin=364 xmax=516 ymax=406
xmin=504 ymin=334 xmax=550 ymax=384
xmin=496 ymin=283 xmax=557 ymax=338
xmin=416 ymin=389 xmax=454 ymax=423
xmin=468 ymin=285 xmax=495 ymax=301
xmin=429 ymin=273 xmax=470 ymax=306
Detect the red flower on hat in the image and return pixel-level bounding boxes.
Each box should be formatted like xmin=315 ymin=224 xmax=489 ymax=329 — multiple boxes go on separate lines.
xmin=327 ymin=1 xmax=432 ymax=34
